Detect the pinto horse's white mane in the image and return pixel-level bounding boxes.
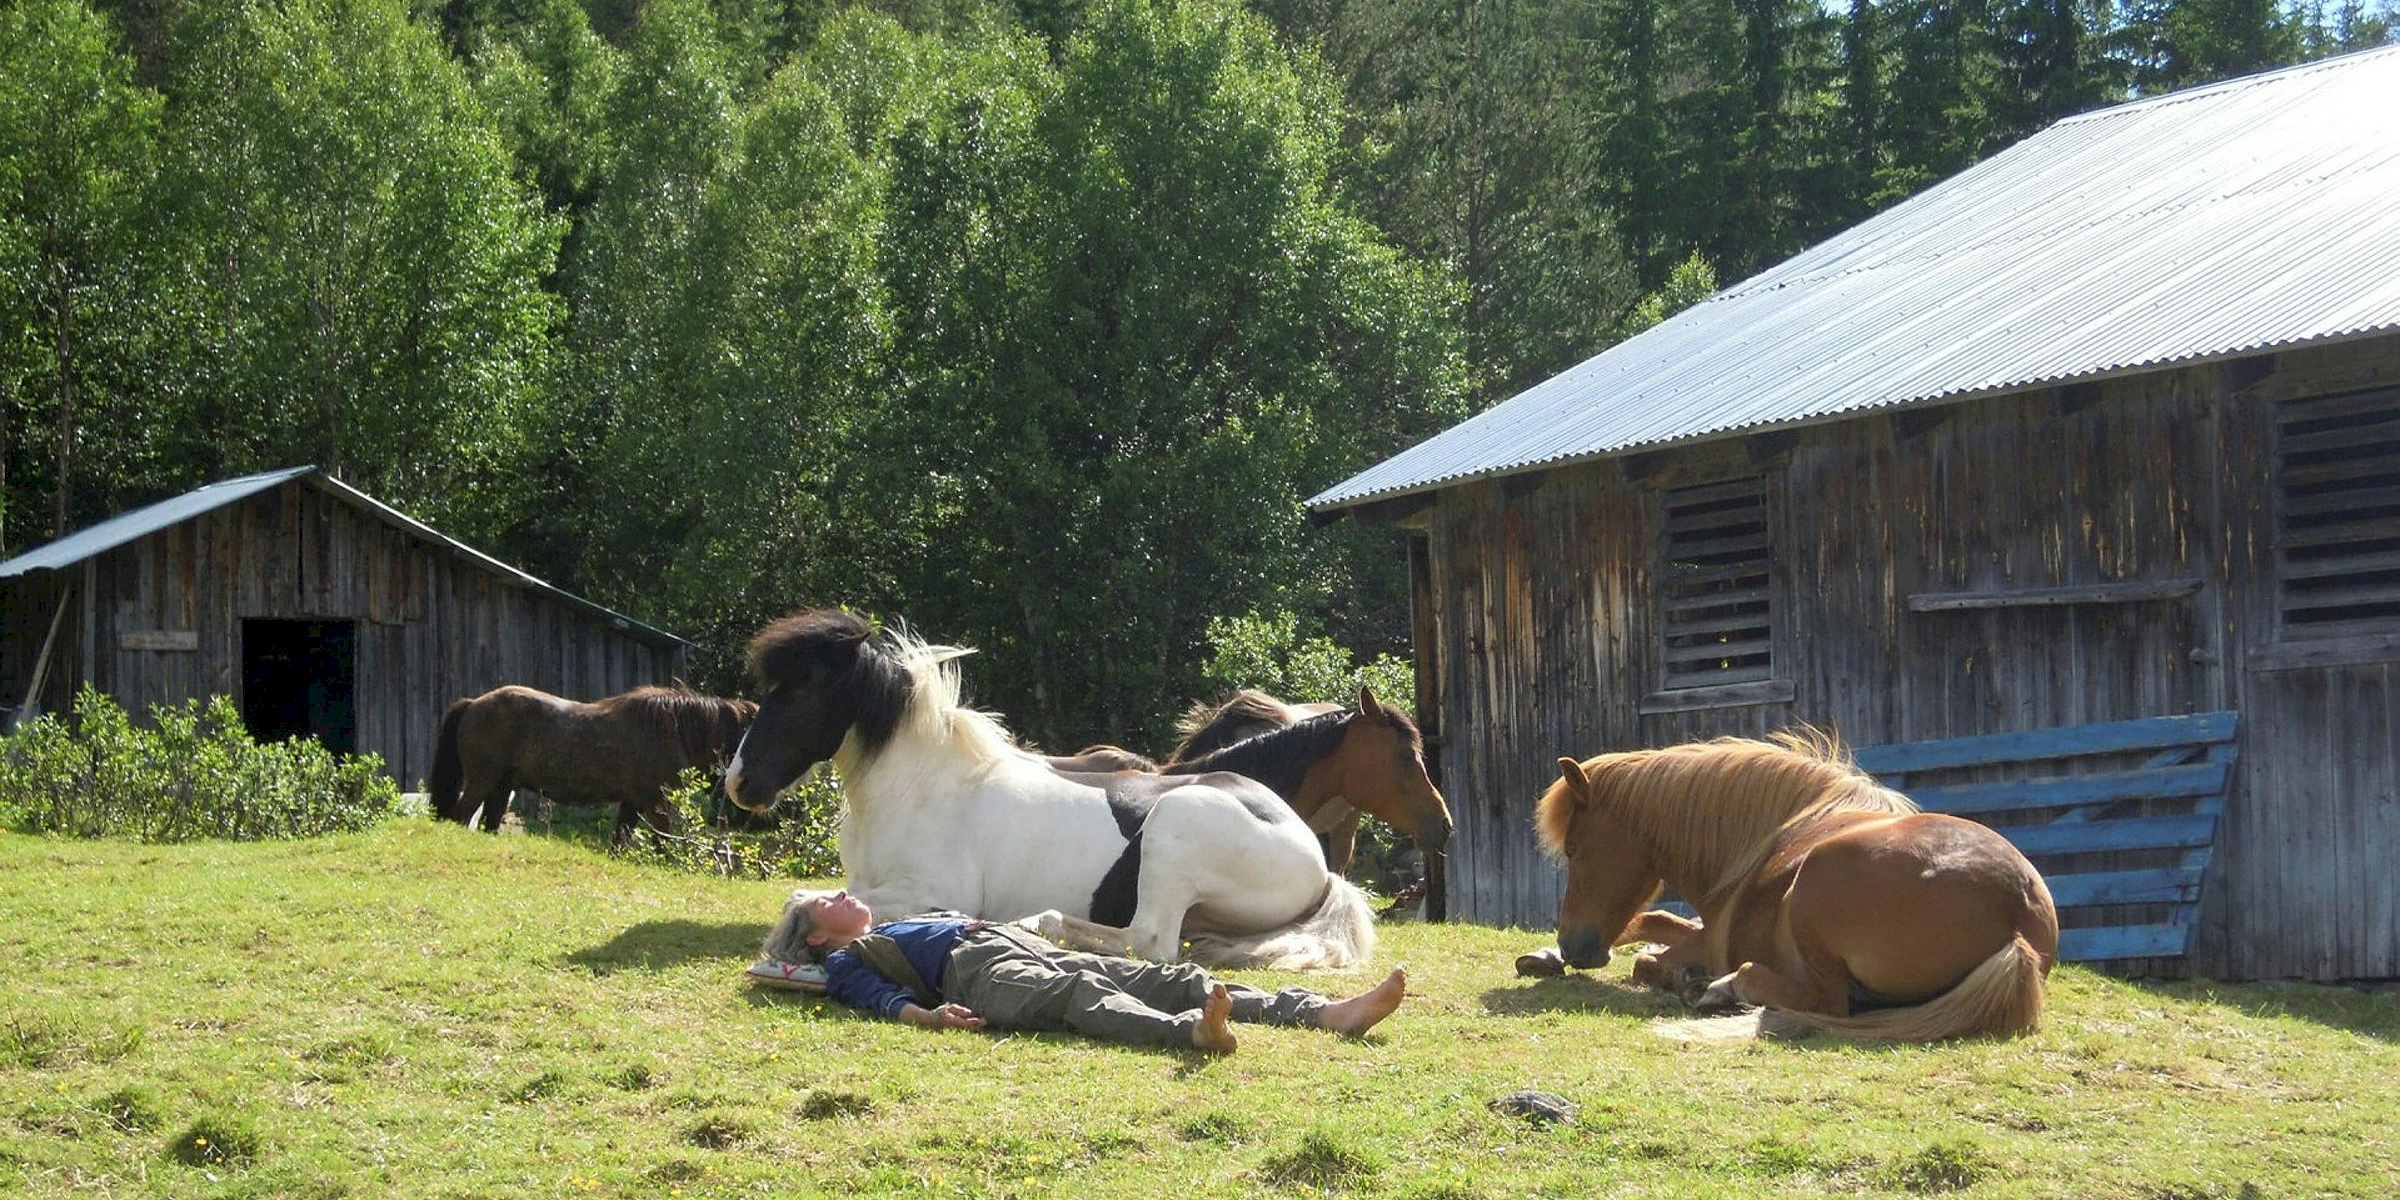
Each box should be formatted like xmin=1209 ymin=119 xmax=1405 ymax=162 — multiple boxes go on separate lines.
xmin=875 ymin=627 xmax=1041 ymax=772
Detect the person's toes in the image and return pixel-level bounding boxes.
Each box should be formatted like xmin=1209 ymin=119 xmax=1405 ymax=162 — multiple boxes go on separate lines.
xmin=1191 ymin=983 xmax=1238 ymax=1054
xmin=1322 ymin=968 xmax=1407 ymax=1037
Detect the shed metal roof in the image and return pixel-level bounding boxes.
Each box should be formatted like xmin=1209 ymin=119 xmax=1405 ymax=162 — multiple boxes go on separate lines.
xmin=1311 ymin=45 xmax=2400 ymax=510
xmin=0 ymin=467 xmax=686 ymax=648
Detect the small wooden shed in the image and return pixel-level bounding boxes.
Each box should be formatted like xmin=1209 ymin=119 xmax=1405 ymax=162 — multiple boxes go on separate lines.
xmin=1312 ymin=49 xmax=2400 ymax=981
xmin=0 ymin=466 xmax=689 ymax=789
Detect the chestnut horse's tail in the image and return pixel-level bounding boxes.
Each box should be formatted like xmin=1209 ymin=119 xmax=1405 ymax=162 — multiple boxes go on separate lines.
xmin=1181 ymin=875 xmax=1377 ymax=971
xmin=1658 ymin=933 xmax=2049 ymax=1044
xmin=429 ymin=699 xmax=471 ymax=824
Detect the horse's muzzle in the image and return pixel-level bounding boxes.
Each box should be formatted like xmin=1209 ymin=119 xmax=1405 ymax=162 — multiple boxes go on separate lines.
xmin=1558 ymin=927 xmax=1612 ymax=970
xmin=725 ymin=769 xmax=775 ymax=815
xmin=1417 ymin=819 xmax=1454 ymax=853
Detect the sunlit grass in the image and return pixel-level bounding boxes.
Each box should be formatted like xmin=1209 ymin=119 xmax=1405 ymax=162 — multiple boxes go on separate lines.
xmin=1 ymin=819 xmax=2395 ymax=1197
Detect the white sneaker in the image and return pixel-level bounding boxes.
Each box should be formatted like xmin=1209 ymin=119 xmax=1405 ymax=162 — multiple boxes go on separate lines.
xmin=745 ymin=957 xmax=827 ymax=992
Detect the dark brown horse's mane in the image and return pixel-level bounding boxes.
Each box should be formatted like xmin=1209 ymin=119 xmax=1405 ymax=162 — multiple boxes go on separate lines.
xmin=590 ymin=687 xmax=756 ymax=762
xmin=744 ymin=608 xmax=915 ymax=756
xmin=1168 ymin=688 xmax=1371 ymax=764
xmin=1169 ymin=709 xmax=1354 ymax=797
xmin=1536 ymin=730 xmax=1916 ymax=900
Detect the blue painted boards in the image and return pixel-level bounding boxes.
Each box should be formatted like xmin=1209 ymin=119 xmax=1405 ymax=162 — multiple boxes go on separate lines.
xmin=1851 ymin=711 xmax=2239 ymax=965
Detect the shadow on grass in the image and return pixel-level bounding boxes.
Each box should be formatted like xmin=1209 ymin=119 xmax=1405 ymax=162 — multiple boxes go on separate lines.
xmin=566 ymin=920 xmax=766 ymax=974
xmin=2118 ymin=975 xmax=2400 ymax=1042
xmin=1479 ymin=969 xmax=1693 ymax=1020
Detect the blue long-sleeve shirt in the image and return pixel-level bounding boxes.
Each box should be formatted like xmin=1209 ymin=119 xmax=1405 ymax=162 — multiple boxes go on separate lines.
xmin=821 ymin=914 xmax=978 ymax=1020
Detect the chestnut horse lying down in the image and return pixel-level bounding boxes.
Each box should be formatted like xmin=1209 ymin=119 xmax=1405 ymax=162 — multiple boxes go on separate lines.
xmin=1533 ymin=731 xmax=2058 ymax=1042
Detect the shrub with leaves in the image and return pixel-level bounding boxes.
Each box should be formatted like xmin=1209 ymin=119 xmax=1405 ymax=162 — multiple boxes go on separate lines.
xmin=0 ymin=686 xmax=401 ymax=841
xmin=617 ymin=766 xmax=843 ymax=879
xmin=1199 ymin=610 xmax=1414 ymax=714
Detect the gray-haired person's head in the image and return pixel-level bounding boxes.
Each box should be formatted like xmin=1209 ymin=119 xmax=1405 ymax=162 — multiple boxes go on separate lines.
xmin=762 ymin=889 xmax=833 ymax=964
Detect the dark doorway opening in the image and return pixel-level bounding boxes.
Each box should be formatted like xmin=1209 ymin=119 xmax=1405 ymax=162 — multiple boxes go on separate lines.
xmin=241 ymin=619 xmax=357 ymax=755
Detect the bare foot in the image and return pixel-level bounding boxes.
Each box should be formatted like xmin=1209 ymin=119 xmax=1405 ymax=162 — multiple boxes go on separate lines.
xmin=1318 ymin=968 xmax=1408 ymax=1037
xmin=1190 ymin=983 xmax=1238 ymax=1054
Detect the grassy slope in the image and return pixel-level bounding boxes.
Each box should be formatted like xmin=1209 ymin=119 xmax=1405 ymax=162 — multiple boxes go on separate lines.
xmin=2 ymin=820 xmax=2396 ymax=1199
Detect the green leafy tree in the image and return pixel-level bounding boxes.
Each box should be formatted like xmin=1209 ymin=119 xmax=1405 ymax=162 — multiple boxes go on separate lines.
xmin=0 ymin=0 xmax=161 ymax=549
xmin=846 ymin=0 xmax=1466 ymax=747
xmin=1313 ymin=0 xmax=1631 ymax=398
xmin=2122 ymin=0 xmax=2302 ymax=90
xmin=147 ymin=0 xmax=561 ymax=534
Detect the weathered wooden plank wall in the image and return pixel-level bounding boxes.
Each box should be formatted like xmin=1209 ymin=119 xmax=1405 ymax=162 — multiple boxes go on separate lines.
xmin=1421 ymin=333 xmax=2400 ymax=980
xmin=15 ymin=478 xmax=683 ymax=792
xmin=2212 ymin=338 xmax=2400 ymax=980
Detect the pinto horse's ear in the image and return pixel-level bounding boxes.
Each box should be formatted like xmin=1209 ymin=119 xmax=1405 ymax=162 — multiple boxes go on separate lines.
xmin=1357 ymin=685 xmax=1384 ymax=720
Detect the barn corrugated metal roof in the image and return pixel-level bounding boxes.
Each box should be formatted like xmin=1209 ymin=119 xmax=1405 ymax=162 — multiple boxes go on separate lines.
xmin=0 ymin=467 xmax=686 ymax=648
xmin=1311 ymin=45 xmax=2400 ymax=511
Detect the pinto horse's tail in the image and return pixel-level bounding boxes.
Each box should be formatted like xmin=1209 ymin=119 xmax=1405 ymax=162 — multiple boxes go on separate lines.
xmin=1658 ymin=933 xmax=2049 ymax=1044
xmin=429 ymin=699 xmax=470 ymax=824
xmin=1181 ymin=875 xmax=1378 ymax=971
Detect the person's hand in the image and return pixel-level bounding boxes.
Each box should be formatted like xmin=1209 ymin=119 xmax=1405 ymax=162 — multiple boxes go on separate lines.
xmin=903 ymin=1002 xmax=986 ymax=1031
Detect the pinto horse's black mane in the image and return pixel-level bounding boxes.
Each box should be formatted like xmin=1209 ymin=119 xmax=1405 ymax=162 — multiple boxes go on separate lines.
xmin=744 ymin=609 xmax=915 ymax=756
xmin=1166 ymin=709 xmax=1358 ymax=798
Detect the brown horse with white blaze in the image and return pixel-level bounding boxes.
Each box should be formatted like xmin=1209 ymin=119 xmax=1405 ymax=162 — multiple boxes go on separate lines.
xmin=1535 ymin=732 xmax=2058 ymax=1041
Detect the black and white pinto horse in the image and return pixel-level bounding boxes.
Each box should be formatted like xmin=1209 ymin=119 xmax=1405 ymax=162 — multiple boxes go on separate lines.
xmin=724 ymin=610 xmax=1376 ymax=969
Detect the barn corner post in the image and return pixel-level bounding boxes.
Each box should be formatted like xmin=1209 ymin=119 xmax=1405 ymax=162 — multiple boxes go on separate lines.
xmin=1408 ymin=529 xmax=1447 ymax=921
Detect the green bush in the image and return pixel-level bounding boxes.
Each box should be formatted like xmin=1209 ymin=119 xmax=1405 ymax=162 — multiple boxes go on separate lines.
xmin=1198 ymin=610 xmax=1413 ymax=714
xmin=615 ymin=766 xmax=844 ymax=880
xmin=0 ymin=686 xmax=401 ymax=842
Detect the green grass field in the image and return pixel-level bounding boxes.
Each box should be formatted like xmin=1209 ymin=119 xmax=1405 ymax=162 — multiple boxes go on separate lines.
xmin=3 ymin=819 xmax=2395 ymax=1198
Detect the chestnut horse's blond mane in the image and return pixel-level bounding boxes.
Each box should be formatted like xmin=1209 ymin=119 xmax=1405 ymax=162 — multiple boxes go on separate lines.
xmin=1535 ymin=730 xmax=1918 ymax=904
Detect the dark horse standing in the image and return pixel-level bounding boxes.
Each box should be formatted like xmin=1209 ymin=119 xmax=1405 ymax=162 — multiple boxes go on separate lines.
xmin=430 ymin=685 xmax=756 ymax=844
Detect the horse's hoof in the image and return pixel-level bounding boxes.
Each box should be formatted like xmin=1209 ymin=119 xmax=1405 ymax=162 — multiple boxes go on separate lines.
xmin=1693 ymin=978 xmax=1751 ymax=1016
xmin=1515 ymin=948 xmax=1567 ymax=977
xmin=1672 ymin=963 xmax=1715 ymax=1004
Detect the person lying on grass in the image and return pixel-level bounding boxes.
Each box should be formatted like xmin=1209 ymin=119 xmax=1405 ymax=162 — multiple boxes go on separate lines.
xmin=757 ymin=889 xmax=1407 ymax=1054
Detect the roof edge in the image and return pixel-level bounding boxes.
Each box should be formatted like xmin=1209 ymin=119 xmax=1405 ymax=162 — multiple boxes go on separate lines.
xmin=1310 ymin=326 xmax=2400 ymax=516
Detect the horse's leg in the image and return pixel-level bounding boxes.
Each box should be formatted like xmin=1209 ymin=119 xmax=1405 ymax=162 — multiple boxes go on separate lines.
xmin=1617 ymin=908 xmax=1703 ymax=947
xmin=457 ymin=772 xmax=510 ymax=833
xmin=1697 ymin=958 xmax=1853 ymax=1017
xmin=1016 ymin=910 xmax=1145 ymax=956
xmin=1117 ymin=873 xmax=1200 ymax=962
xmin=1321 ymin=810 xmax=1362 ymax=875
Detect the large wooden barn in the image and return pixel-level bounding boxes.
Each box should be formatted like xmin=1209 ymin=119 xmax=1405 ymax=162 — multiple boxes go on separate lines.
xmin=0 ymin=467 xmax=689 ymax=790
xmin=1313 ymin=48 xmax=2400 ymax=982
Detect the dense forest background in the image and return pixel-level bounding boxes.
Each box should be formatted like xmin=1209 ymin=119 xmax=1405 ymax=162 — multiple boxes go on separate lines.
xmin=2 ymin=0 xmax=2391 ymax=749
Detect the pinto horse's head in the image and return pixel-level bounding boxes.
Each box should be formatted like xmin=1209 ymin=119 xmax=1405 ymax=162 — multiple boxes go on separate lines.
xmin=1535 ymin=755 xmax=1664 ymax=970
xmin=724 ymin=609 xmax=912 ymax=814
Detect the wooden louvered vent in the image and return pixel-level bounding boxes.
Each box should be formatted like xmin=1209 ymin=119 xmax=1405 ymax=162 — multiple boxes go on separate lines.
xmin=2276 ymin=388 xmax=2400 ymax=637
xmin=1658 ymin=477 xmax=1774 ymax=688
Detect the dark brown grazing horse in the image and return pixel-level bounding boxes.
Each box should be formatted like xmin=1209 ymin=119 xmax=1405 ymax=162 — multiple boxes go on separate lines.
xmin=430 ymin=685 xmax=756 ymax=844
xmin=1535 ymin=731 xmax=2058 ymax=1042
